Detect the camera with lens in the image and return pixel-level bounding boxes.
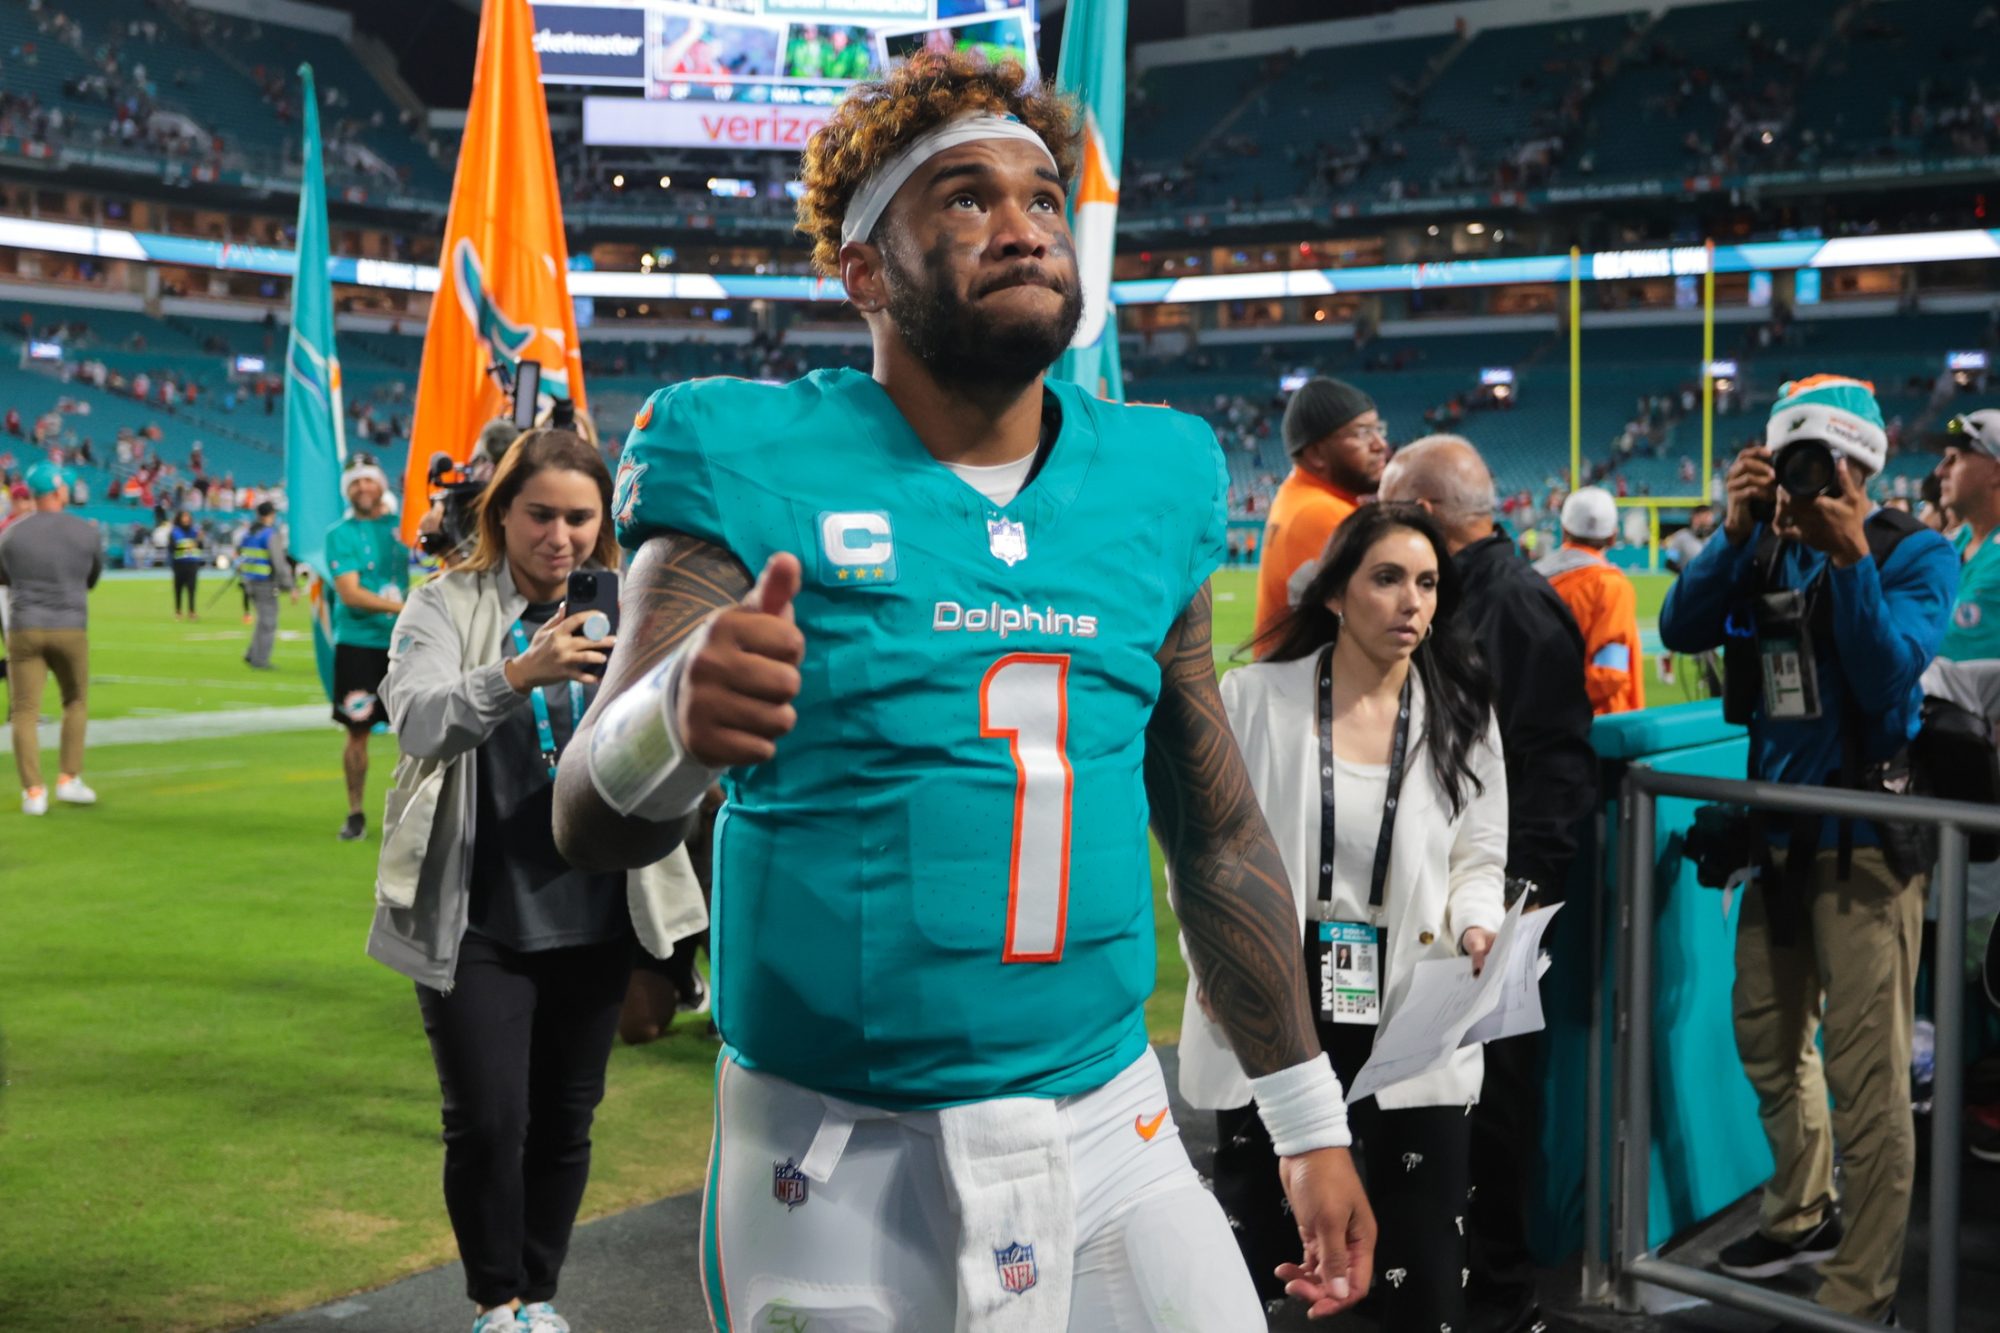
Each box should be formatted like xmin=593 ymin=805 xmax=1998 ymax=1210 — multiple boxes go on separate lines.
xmin=1775 ymin=438 xmax=1839 ymax=500
xmin=419 ymin=452 xmax=486 ymax=559
xmin=1682 ymin=803 xmax=1759 ymax=889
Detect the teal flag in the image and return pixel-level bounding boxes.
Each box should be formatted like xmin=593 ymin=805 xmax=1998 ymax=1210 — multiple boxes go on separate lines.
xmin=1049 ymin=0 xmax=1126 ymax=402
xmin=284 ymin=62 xmax=347 ymax=701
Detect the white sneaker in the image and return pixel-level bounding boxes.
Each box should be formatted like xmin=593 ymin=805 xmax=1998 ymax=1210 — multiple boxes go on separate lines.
xmin=518 ymin=1304 xmax=570 ymax=1333
xmin=470 ymin=1308 xmax=520 ymax=1333
xmin=55 ymin=778 xmax=97 ymax=805
xmin=21 ymin=788 xmax=47 ymax=816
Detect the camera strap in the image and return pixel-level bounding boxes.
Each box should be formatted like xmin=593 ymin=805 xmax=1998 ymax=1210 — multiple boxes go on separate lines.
xmin=509 ymin=619 xmax=586 ymax=781
xmin=1746 ymin=509 xmax=1932 ymax=911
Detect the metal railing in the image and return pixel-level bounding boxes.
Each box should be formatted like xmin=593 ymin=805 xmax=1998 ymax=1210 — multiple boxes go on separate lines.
xmin=1599 ymin=765 xmax=2000 ymax=1333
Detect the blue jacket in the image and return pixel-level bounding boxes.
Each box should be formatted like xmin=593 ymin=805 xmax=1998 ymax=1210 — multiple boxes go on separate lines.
xmin=1660 ymin=517 xmax=1957 ymax=839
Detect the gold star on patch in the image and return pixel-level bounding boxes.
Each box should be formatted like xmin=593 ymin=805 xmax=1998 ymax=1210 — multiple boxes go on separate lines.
xmin=836 ymin=569 xmax=849 ymax=581
xmin=872 ymin=567 xmax=884 ymax=578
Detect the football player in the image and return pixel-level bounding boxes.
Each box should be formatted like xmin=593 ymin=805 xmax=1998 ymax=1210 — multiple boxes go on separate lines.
xmin=554 ymin=51 xmax=1374 ymax=1332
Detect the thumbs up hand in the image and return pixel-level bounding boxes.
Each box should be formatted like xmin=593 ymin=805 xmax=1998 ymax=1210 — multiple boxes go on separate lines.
xmin=675 ymin=552 xmax=806 ymax=768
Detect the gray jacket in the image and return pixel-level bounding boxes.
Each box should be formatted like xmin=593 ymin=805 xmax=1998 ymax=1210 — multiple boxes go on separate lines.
xmin=366 ymin=559 xmax=705 ymax=991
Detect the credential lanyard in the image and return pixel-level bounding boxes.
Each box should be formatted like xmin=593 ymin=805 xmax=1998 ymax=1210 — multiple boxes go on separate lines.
xmin=509 ymin=619 xmax=586 ymax=780
xmin=1315 ymin=644 xmax=1414 ymax=917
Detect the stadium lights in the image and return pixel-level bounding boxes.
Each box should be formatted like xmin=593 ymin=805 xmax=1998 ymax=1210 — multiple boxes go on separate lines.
xmin=1427 ymin=224 xmax=1440 ymax=236
xmin=612 ymin=173 xmax=625 ymax=188
xmin=3 ymin=218 xmax=1998 ymax=308
xmin=1466 ymin=222 xmax=1487 ymax=235
xmin=659 ymin=175 xmax=672 ymax=188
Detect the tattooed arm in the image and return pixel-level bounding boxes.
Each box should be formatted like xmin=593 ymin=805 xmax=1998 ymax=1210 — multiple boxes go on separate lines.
xmin=553 ymin=531 xmax=753 ymax=872
xmin=1146 ymin=585 xmax=1376 ymax=1318
xmin=1144 ymin=585 xmax=1318 ymax=1076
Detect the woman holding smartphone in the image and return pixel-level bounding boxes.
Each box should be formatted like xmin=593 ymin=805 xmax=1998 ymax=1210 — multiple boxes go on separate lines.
xmin=369 ymin=427 xmax=704 ymax=1333
xmin=1177 ymin=503 xmax=1508 ymax=1333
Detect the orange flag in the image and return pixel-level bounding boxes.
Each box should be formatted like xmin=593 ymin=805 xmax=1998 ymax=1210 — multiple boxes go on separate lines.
xmin=401 ymin=0 xmax=586 ymax=541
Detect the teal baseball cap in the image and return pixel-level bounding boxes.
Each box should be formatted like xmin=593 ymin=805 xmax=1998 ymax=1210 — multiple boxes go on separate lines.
xmin=23 ymin=461 xmax=67 ymax=497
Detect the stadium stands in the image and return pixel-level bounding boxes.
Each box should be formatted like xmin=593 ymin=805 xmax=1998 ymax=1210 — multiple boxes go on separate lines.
xmin=1120 ymin=0 xmax=1995 ymax=216
xmin=5 ymin=289 xmax=1988 ymax=562
xmin=5 ymin=0 xmax=1983 ymax=233
xmin=0 ymin=0 xmax=442 ymax=199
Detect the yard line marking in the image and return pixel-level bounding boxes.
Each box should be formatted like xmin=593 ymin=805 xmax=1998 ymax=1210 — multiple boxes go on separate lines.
xmin=92 ymin=759 xmax=248 ymax=780
xmin=0 ymin=705 xmax=329 ymax=753
xmin=93 ymin=675 xmax=319 ymax=693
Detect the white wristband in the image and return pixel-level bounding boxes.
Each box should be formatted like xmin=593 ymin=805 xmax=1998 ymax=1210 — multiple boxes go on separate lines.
xmin=1250 ymin=1054 xmax=1353 ymax=1156
xmin=587 ymin=642 xmax=723 ymax=821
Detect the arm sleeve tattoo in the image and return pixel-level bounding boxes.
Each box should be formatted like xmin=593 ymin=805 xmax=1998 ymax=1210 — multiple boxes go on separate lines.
xmin=553 ymin=531 xmax=752 ymax=872
xmin=1143 ymin=585 xmax=1320 ymax=1078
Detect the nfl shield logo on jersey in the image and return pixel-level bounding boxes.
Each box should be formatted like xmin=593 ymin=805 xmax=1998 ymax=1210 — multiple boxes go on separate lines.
xmin=994 ymin=1241 xmax=1037 ymax=1295
xmin=772 ymin=1159 xmax=809 ymax=1210
xmin=987 ymin=517 xmax=1028 ymax=567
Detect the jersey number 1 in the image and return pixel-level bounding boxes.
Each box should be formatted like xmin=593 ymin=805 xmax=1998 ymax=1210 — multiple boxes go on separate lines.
xmin=979 ymin=653 xmax=1073 ymax=963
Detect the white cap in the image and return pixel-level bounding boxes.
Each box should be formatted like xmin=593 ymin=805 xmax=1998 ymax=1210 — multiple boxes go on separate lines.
xmin=1561 ymin=486 xmax=1618 ymax=541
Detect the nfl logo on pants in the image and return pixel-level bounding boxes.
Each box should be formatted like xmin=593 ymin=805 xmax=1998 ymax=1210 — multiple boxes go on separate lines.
xmin=771 ymin=1159 xmax=809 ymax=1210
xmin=994 ymin=1241 xmax=1038 ymax=1295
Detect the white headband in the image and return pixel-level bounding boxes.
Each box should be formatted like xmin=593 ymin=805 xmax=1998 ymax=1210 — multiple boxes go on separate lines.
xmin=343 ymin=463 xmax=388 ymax=495
xmin=839 ymin=111 xmax=1060 ymax=246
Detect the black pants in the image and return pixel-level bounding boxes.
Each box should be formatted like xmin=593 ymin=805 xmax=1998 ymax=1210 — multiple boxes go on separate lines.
xmin=1212 ymin=1022 xmax=1471 ymax=1333
xmin=416 ymin=930 xmax=635 ymax=1307
xmin=1466 ymin=1030 xmax=1541 ymax=1315
xmin=172 ymin=563 xmax=199 ymax=614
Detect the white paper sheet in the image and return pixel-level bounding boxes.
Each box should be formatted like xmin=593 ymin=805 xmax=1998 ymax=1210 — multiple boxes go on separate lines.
xmin=1345 ymin=896 xmax=1562 ymax=1104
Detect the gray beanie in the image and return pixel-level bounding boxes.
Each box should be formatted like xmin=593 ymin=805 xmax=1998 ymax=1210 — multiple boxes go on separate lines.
xmin=1282 ymin=377 xmax=1376 ymax=455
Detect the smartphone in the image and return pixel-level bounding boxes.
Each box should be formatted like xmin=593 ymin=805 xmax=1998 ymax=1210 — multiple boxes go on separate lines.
xmin=566 ymin=568 xmax=620 ymax=641
xmin=513 ymin=360 xmax=542 ymax=430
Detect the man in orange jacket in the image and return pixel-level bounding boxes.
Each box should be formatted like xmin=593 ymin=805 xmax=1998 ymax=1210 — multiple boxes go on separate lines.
xmin=1252 ymin=377 xmax=1388 ymax=652
xmin=1536 ymin=486 xmax=1646 ymax=713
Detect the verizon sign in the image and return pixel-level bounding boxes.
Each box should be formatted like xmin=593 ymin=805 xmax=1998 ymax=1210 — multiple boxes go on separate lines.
xmin=583 ymin=96 xmax=832 ymax=150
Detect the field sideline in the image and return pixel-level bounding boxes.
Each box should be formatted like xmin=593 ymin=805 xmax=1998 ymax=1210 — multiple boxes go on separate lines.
xmin=1 ymin=564 xmax=1688 ymax=1330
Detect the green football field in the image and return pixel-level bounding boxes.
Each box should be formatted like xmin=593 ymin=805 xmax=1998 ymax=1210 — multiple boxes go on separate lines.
xmin=1 ymin=566 xmax=1688 ymax=1331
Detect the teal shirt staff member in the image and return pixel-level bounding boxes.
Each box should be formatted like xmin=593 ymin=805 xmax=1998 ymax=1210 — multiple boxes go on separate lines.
xmin=326 ymin=455 xmax=410 ymax=842
xmin=1923 ymin=410 xmax=2000 ymax=729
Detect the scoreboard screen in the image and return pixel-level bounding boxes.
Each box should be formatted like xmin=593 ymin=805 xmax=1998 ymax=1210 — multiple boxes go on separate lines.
xmin=538 ymin=0 xmax=1038 ymax=110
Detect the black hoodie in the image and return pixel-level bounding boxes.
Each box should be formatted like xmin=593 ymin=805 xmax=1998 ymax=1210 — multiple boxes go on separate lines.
xmin=1452 ymin=531 xmax=1599 ymax=895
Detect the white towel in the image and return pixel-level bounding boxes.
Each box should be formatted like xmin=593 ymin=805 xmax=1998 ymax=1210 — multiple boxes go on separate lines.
xmin=937 ymin=1096 xmax=1075 ymax=1333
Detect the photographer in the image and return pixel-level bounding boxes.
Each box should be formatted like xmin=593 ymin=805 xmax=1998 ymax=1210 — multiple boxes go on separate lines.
xmin=367 ymin=428 xmax=704 ymax=1333
xmin=420 ymin=419 xmax=523 ymax=573
xmin=1659 ymin=376 xmax=1957 ymax=1325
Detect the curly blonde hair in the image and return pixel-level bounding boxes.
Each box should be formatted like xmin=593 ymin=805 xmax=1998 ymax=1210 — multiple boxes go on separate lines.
xmin=796 ymin=51 xmax=1080 ymax=277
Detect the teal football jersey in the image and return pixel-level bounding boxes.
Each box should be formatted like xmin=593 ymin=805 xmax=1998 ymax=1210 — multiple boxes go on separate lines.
xmin=615 ymin=368 xmax=1227 ymax=1109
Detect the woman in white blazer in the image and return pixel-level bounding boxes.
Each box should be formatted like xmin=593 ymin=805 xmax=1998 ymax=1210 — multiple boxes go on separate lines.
xmin=1178 ymin=503 xmax=1508 ymax=1333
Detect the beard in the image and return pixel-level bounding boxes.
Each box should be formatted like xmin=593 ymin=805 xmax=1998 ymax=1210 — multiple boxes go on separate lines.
xmin=883 ymin=239 xmax=1084 ymax=393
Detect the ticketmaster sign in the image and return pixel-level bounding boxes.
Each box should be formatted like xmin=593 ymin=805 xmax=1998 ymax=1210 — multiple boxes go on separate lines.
xmin=583 ymin=96 xmax=833 ymax=150
xmin=533 ymin=4 xmax=647 ymax=86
